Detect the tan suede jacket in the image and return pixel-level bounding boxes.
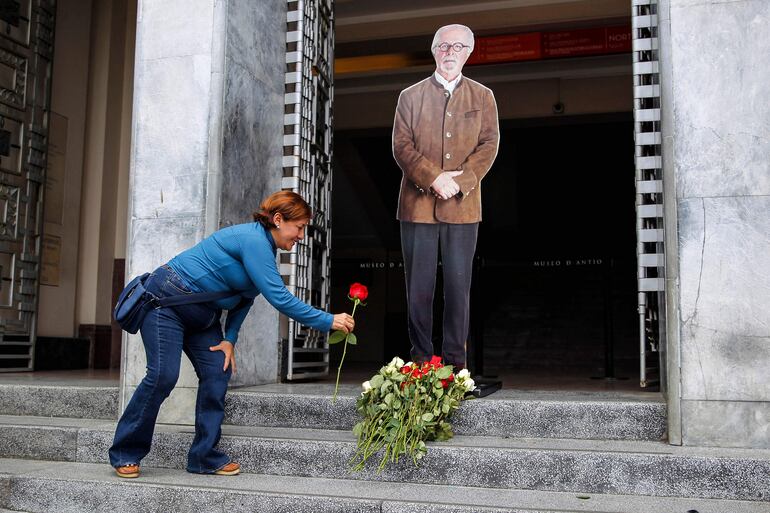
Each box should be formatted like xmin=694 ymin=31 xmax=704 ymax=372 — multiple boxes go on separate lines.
xmin=393 ymin=75 xmax=499 ymax=224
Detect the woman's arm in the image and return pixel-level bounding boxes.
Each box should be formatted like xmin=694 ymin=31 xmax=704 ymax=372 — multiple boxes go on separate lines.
xmin=238 ymin=234 xmax=333 ymax=332
xmin=223 ymin=297 xmax=255 ymax=344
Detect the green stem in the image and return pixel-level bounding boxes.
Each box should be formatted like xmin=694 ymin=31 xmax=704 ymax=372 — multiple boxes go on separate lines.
xmin=332 ymin=299 xmax=359 ymax=404
xmin=332 ymin=339 xmax=348 ymax=403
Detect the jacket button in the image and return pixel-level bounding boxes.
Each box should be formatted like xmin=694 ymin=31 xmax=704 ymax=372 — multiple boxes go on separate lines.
xmin=446 ymin=132 xmax=452 ymax=138
xmin=447 ymin=112 xmax=452 ymax=117
xmin=445 ymin=153 xmax=451 ymax=159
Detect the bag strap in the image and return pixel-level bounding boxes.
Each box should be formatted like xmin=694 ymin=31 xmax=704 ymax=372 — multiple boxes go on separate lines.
xmin=154 ymin=290 xmax=235 ymax=308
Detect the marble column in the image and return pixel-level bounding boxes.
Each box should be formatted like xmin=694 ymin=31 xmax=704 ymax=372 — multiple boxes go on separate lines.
xmin=660 ymin=0 xmax=770 ymax=448
xmin=120 ymin=0 xmax=286 ymax=423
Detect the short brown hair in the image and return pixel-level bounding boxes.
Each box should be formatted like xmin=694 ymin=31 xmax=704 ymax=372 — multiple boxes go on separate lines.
xmin=253 ymin=191 xmax=312 ymax=229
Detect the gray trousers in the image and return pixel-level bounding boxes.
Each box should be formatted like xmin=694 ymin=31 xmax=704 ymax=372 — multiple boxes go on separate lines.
xmin=400 ymin=221 xmax=478 ymax=367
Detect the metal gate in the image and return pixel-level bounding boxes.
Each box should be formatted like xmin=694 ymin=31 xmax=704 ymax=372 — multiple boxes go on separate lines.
xmin=0 ymin=0 xmax=55 ymax=371
xmin=632 ymin=0 xmax=665 ymax=388
xmin=281 ymin=0 xmax=334 ymax=380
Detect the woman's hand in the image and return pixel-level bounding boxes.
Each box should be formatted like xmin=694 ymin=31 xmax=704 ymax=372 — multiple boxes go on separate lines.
xmin=209 ymin=340 xmax=237 ymax=373
xmin=332 ymin=313 xmax=355 ymax=334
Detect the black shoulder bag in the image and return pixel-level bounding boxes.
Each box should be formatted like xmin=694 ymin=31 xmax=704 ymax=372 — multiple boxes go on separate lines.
xmin=114 ymin=273 xmax=233 ymax=334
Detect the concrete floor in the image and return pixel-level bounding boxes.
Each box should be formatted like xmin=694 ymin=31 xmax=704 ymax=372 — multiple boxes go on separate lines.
xmin=320 ymin=360 xmax=653 ymax=393
xmin=0 ymin=368 xmax=120 ymax=387
xmin=0 ymin=363 xmax=659 ymax=398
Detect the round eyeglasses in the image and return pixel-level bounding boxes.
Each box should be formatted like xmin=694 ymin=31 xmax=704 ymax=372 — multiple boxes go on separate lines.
xmin=435 ymin=42 xmax=470 ymax=53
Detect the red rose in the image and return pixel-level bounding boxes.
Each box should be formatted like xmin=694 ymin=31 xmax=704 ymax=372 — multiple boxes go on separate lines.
xmin=429 ymin=355 xmax=442 ymax=366
xmin=401 ymin=365 xmax=412 ymax=374
xmin=349 ymin=283 xmax=368 ymax=301
xmin=449 ymin=373 xmax=455 ymax=382
xmin=441 ymin=379 xmax=449 ymax=388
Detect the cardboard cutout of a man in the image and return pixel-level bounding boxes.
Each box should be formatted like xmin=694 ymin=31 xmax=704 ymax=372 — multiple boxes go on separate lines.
xmin=393 ymin=24 xmax=499 ymax=369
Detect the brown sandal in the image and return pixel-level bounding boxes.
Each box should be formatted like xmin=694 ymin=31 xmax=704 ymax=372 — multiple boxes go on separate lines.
xmin=214 ymin=461 xmax=240 ymax=476
xmin=115 ymin=464 xmax=140 ymax=478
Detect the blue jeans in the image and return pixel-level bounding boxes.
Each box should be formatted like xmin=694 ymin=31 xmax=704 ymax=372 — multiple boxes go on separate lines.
xmin=109 ymin=265 xmax=232 ymax=473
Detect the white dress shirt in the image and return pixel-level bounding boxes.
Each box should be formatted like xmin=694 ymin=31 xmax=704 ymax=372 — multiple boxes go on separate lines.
xmin=434 ymin=72 xmax=462 ymax=95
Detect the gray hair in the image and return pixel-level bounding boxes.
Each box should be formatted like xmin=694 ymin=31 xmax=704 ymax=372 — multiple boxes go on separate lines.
xmin=431 ymin=24 xmax=475 ymax=53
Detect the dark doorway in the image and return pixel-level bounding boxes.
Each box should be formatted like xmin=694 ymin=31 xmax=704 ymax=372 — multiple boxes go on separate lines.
xmin=329 ymin=114 xmax=637 ymax=384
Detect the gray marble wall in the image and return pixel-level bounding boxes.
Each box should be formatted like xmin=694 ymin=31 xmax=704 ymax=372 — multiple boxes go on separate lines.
xmin=219 ymin=0 xmax=285 ymax=387
xmin=661 ymin=0 xmax=770 ymax=448
xmin=122 ymin=0 xmax=287 ymax=421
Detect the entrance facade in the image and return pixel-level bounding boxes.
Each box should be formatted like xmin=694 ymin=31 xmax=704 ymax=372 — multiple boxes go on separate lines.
xmin=10 ymin=0 xmax=768 ymax=450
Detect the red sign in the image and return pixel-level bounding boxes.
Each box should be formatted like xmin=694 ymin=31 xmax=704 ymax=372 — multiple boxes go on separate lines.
xmin=466 ymin=33 xmax=542 ymax=65
xmin=606 ymin=26 xmax=633 ymax=52
xmin=467 ymin=25 xmax=631 ymax=66
xmin=543 ymin=26 xmax=631 ymax=58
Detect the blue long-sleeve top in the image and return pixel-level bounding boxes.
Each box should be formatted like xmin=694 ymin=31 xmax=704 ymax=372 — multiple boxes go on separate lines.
xmin=167 ymin=222 xmax=332 ymax=344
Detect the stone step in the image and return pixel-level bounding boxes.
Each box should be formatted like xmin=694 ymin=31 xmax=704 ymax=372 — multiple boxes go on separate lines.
xmin=0 ymin=384 xmax=117 ymax=420
xmin=1 ymin=458 xmax=768 ymax=513
xmin=2 ymin=416 xmax=767 ymax=502
xmin=0 ymin=416 xmax=111 ymax=461
xmin=0 ymin=382 xmax=666 ymax=441
xmin=226 ymin=385 xmax=667 ymax=441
